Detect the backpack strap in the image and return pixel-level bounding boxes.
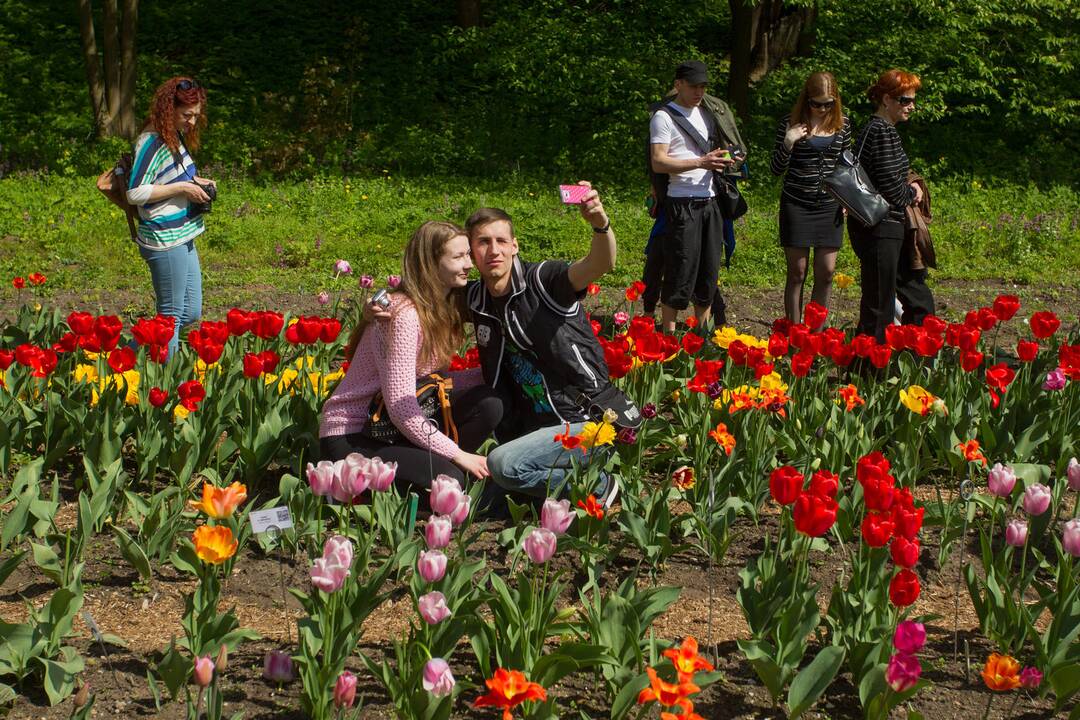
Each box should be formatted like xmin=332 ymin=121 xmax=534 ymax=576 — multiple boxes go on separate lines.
xmin=657 ymin=104 xmax=716 ymax=155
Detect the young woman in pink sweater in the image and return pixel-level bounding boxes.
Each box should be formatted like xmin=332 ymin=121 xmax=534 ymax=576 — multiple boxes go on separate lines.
xmin=319 ymin=221 xmax=503 ymax=497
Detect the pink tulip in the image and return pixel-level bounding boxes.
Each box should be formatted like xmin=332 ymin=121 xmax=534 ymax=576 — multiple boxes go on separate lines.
xmin=1005 ymin=519 xmax=1028 ymax=547
xmin=885 ymin=652 xmax=921 ymax=692
xmin=1063 ymin=519 xmax=1080 ymax=557
xmin=334 ymin=259 xmax=352 ymax=275
xmin=311 ymin=535 xmax=352 ymax=593
xmin=422 ymin=658 xmax=455 ymax=697
xmin=1020 ymin=667 xmax=1043 ymax=689
xmin=1043 ymin=368 xmax=1067 ymax=391
xmin=425 ymin=515 xmax=453 ymax=549
xmin=333 ymin=671 xmax=357 ymax=708
xmin=262 ymin=649 xmax=294 ymax=682
xmin=366 ymin=456 xmax=397 ymax=492
xmin=523 ymin=527 xmax=557 ymax=565
xmin=306 ymin=460 xmax=336 ymax=497
xmin=430 ymin=475 xmax=465 ymax=516
xmin=317 ymin=291 xmax=330 ymax=306
xmin=449 ymin=494 xmax=471 ymax=527
xmin=541 ymin=498 xmax=574 ymax=536
xmin=340 ymin=453 xmax=371 ymax=498
xmin=1068 ymin=457 xmax=1080 ymax=491
xmin=193 ymin=655 xmax=214 ymax=687
xmin=1023 ymin=483 xmax=1052 ymax=516
xmin=323 ymin=535 xmax=354 ymax=567
xmin=987 ymin=463 xmax=1016 ymax=498
xmin=418 ymin=591 xmax=452 ymax=625
xmin=418 ymin=550 xmax=447 ymax=584
xmin=892 ymin=621 xmax=926 ymax=655
xmin=359 ymin=275 xmax=374 ymax=289
xmin=613 ymin=311 xmax=629 ymax=327
xmin=387 ymin=274 xmax=401 ymax=288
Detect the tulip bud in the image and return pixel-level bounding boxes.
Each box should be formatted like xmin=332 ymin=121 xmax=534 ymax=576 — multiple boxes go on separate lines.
xmin=987 ymin=463 xmax=1017 ymax=498
xmin=215 ymin=644 xmax=228 ymax=672
xmin=417 ymin=550 xmax=448 ymax=584
xmin=422 ymin=658 xmax=456 ymax=697
xmin=1068 ymin=457 xmax=1080 ymax=492
xmin=193 ymin=655 xmax=214 ymax=687
xmin=425 ymin=515 xmax=453 ymax=549
xmin=333 ymin=671 xmax=357 ymax=708
xmin=540 ymin=498 xmax=574 ymax=536
xmin=73 ymin=681 xmax=89 ymax=708
xmin=1022 ymin=483 xmax=1052 ymax=516
xmin=1063 ymin=519 xmax=1080 ymax=558
xmin=885 ymin=652 xmax=921 ymax=692
xmin=1005 ymin=519 xmax=1028 ymax=547
xmin=523 ymin=527 xmax=557 ymax=565
xmin=418 ymin=591 xmax=452 ymax=625
xmin=892 ymin=621 xmax=926 ymax=655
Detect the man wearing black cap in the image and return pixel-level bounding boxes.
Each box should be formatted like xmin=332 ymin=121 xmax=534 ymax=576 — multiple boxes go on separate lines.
xmin=646 ymin=60 xmax=746 ymax=332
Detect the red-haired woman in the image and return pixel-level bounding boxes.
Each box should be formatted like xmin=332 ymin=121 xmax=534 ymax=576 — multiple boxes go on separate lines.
xmin=125 ymin=77 xmax=216 ymax=358
xmin=770 ymin=71 xmax=852 ymax=323
xmin=849 ymin=69 xmax=934 ymax=342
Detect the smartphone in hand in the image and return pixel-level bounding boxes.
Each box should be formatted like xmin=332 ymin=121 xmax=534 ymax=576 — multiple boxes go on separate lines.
xmin=559 ymin=184 xmax=590 ymax=205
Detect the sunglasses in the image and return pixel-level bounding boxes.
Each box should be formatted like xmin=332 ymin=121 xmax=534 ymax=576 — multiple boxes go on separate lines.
xmin=896 ymin=95 xmax=916 ymax=106
xmin=176 ymin=79 xmax=201 ymax=92
xmin=808 ymin=98 xmax=836 ymax=110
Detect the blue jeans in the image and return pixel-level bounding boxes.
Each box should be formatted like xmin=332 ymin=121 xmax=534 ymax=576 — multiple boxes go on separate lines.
xmin=488 ymin=422 xmax=601 ymax=499
xmin=139 ymin=241 xmax=202 ymax=358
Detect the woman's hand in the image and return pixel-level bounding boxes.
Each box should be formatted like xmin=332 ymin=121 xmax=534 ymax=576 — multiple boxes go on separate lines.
xmin=362 ymin=297 xmax=393 ymax=323
xmin=453 ymin=451 xmax=490 ymax=479
xmin=910 ymin=182 xmax=924 ymax=205
xmin=180 ymin=182 xmax=212 ymax=204
xmin=784 ymin=123 xmax=809 ymax=151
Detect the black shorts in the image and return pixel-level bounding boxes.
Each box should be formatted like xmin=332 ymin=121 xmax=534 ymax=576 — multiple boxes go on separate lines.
xmin=659 ymin=196 xmax=723 ymax=310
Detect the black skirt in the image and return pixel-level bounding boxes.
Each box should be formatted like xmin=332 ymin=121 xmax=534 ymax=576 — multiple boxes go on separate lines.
xmin=779 ymin=199 xmax=844 ymax=249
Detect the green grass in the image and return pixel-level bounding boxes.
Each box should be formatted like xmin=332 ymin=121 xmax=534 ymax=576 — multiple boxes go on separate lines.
xmin=1 ymin=174 xmax=1077 ymax=306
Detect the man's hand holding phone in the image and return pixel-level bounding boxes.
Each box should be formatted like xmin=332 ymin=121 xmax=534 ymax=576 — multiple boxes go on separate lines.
xmin=699 ymin=147 xmax=736 ymax=171
xmin=561 ymin=181 xmax=608 ymax=230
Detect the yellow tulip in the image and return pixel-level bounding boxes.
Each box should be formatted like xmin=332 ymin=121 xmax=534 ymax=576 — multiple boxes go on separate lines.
xmin=899 ymin=385 xmax=937 ymax=417
xmin=577 ymin=421 xmax=616 ymax=450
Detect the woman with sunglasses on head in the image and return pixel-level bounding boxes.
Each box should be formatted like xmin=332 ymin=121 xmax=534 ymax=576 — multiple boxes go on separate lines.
xmin=125 ymin=77 xmax=216 ymax=358
xmin=849 ymin=69 xmax=934 ymax=342
xmin=770 ymin=71 xmax=852 ymax=324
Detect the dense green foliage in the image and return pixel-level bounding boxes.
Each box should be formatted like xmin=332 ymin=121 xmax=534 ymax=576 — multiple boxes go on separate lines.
xmin=1 ymin=175 xmax=1077 ymax=306
xmin=1 ymin=0 xmax=1077 ymax=184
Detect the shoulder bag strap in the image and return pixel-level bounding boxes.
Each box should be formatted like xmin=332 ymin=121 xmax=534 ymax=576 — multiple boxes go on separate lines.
xmin=659 ymin=104 xmax=713 ymax=155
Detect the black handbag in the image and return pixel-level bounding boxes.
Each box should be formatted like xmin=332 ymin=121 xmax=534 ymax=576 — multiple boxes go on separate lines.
xmin=823 ymin=130 xmax=889 ymax=228
xmin=715 ymin=174 xmax=748 ymax=221
xmin=361 ymin=373 xmax=458 ymax=445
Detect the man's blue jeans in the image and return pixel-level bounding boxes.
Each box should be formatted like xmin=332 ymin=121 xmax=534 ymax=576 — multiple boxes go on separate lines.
xmin=488 ymin=422 xmax=598 ymax=499
xmin=139 ymin=241 xmax=202 ymax=358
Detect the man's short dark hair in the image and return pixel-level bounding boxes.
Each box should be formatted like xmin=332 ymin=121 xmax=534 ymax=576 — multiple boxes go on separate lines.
xmin=466 ymin=207 xmax=514 ymax=237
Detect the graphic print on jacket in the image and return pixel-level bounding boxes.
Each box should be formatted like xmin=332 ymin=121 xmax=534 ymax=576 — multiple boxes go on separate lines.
xmin=504 ymin=342 xmax=553 ymax=415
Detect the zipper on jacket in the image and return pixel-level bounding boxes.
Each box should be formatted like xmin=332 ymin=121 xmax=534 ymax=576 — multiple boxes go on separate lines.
xmin=572 ymin=344 xmax=598 ymax=388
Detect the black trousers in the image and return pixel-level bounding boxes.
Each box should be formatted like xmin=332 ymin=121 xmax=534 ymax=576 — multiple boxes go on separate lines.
xmin=319 ymin=384 xmax=504 ymax=504
xmin=849 ymin=220 xmax=935 ymax=342
xmin=660 ymin=197 xmax=724 ymax=311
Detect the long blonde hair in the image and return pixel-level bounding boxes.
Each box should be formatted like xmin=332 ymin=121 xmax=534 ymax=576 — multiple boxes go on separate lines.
xmin=344 ymin=221 xmax=468 ymax=367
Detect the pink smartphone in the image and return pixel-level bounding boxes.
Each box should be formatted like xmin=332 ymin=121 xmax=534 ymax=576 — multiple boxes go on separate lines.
xmin=559 ymin=184 xmax=590 ymax=204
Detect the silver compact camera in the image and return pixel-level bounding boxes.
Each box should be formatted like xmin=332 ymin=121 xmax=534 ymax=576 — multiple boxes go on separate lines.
xmin=371 ymin=288 xmax=391 ymax=309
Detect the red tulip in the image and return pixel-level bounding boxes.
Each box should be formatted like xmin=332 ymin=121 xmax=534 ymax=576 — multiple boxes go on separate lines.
xmin=985 ymin=363 xmax=1016 ymax=391
xmin=803 ymin=301 xmax=828 ymax=331
xmin=320 ymin=317 xmax=342 ymax=343
xmin=200 ymin=321 xmax=230 ymax=345
xmin=197 ymin=342 xmax=224 ymax=365
xmin=628 ymin=316 xmax=655 ymax=342
xmin=852 ymin=334 xmax=876 ymax=358
xmin=257 ymin=350 xmax=280 ymax=372
xmin=251 ymin=311 xmax=284 ymax=339
xmin=107 ymin=347 xmax=136 ymax=373
xmin=1016 ymin=340 xmax=1038 ymax=363
xmin=681 ymin=333 xmax=704 ymax=355
xmin=869 ymin=344 xmax=892 ymax=369
xmin=890 ymin=536 xmax=920 ymax=568
xmin=914 ymin=332 xmax=943 ymax=358
xmin=992 ymin=294 xmax=1020 ymax=322
xmin=28 ymin=272 xmax=46 ymax=286
xmin=862 ymin=511 xmax=896 ymax=547
xmin=11 ymin=277 xmax=25 ymax=289
xmin=829 ymin=342 xmax=855 ymax=367
xmin=889 ymin=568 xmax=921 ymax=607
xmin=976 ymin=307 xmax=998 ymax=331
xmin=809 ymin=470 xmax=839 ymax=499
xmin=727 ymin=340 xmax=748 ymax=366
xmin=892 ymin=501 xmax=925 ymax=540
xmin=790 ymin=351 xmax=814 ymax=377
xmin=67 ymin=311 xmax=95 ymax=336
xmin=15 ymin=343 xmax=39 ymax=366
xmin=861 ymin=475 xmax=896 ymax=512
xmin=1029 ymin=311 xmax=1060 ymax=339
xmin=177 ymin=380 xmax=206 ymax=411
xmin=793 ymin=492 xmax=838 ymax=537
xmin=0 ymin=350 xmax=14 ymax=370
xmin=885 ymin=324 xmax=907 ymax=351
xmin=226 ymin=308 xmax=252 ymax=336
xmin=769 ymin=466 xmax=804 ymax=506
xmin=788 ymin=323 xmax=810 ymax=350
xmin=54 ymin=332 xmax=78 ymax=354
xmin=31 ymin=348 xmax=58 ymax=377
xmin=960 ymin=350 xmax=984 ymax=372
xmin=243 ymin=353 xmax=264 ymax=378
xmin=922 ymin=315 xmax=946 ymax=336
xmin=94 ymin=315 xmax=123 ymax=351
xmin=148 ymin=387 xmax=168 ymax=407
xmin=768 ymin=333 xmax=789 ymax=358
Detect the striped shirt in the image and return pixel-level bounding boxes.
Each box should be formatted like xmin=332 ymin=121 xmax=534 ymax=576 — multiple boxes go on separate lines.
xmin=125 ymin=131 xmax=205 ymax=251
xmin=853 ymin=116 xmax=916 ymax=223
xmin=770 ymin=115 xmax=852 ymax=208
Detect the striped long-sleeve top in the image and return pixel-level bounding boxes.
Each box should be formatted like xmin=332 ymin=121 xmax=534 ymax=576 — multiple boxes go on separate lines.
xmin=770 ymin=115 xmax=852 ymax=208
xmin=125 ymin=131 xmax=205 ymax=251
xmin=853 ymin=116 xmax=916 ymax=224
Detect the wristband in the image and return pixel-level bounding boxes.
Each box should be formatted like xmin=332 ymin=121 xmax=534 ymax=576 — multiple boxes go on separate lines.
xmin=592 ymin=220 xmax=611 ymax=234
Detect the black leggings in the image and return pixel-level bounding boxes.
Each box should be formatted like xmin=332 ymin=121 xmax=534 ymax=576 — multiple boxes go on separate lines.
xmin=850 ymin=220 xmax=935 ymax=342
xmin=320 ymin=384 xmax=504 ymax=503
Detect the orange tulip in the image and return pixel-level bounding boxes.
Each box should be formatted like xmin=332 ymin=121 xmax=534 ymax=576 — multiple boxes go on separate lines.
xmin=982 ymin=653 xmax=1021 ymax=691
xmin=838 ymin=383 xmax=866 ymax=412
xmin=708 ymin=423 xmax=736 ymax=456
xmin=956 ymin=440 xmax=988 ymax=466
xmin=190 ymin=481 xmax=248 ymax=519
xmin=193 ymin=525 xmax=238 ymax=564
xmin=637 ymin=667 xmax=700 ymax=707
xmin=662 ymin=636 xmax=714 ymax=682
xmin=473 ymin=668 xmax=546 ymax=720
xmin=554 ymin=424 xmax=584 ymax=453
xmin=577 ymin=495 xmax=604 ymax=520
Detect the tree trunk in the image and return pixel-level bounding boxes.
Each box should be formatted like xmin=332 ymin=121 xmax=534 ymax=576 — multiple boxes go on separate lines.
xmin=76 ymin=0 xmax=106 ymax=136
xmin=457 ymin=0 xmax=480 ymax=28
xmin=727 ymin=0 xmax=755 ymax=120
xmin=118 ymin=0 xmax=138 ymax=137
xmin=101 ymin=0 xmax=121 ymax=135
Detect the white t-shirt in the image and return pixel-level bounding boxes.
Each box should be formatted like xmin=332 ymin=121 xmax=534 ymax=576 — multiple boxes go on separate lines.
xmin=649 ymin=103 xmax=715 ymax=198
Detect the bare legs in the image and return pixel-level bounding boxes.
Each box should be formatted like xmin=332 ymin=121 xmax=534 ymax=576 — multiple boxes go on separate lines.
xmin=783 ymin=246 xmax=838 ymax=323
